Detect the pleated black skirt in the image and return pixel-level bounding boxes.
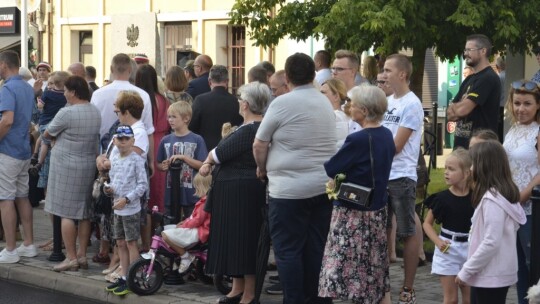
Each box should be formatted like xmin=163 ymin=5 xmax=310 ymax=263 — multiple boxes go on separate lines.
xmin=205 ymin=178 xmax=266 ymax=275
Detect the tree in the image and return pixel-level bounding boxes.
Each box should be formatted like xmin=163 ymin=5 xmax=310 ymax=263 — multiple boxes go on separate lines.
xmin=229 ymin=0 xmax=540 ymax=98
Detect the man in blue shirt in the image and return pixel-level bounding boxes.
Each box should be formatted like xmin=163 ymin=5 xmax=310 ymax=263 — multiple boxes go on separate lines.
xmin=0 ymin=50 xmax=38 ymax=263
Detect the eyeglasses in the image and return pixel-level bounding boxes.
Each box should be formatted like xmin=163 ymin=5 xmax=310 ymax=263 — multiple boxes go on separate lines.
xmin=114 ymin=110 xmax=120 ymax=116
xmin=463 ymin=48 xmax=484 ymax=54
xmin=512 ymin=80 xmax=539 ymax=91
xmin=331 ymin=67 xmax=352 ymax=73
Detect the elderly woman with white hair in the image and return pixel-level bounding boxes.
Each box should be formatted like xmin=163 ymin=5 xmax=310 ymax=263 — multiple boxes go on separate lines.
xmin=199 ymin=81 xmax=269 ymax=304
xmin=319 ymin=84 xmax=396 ymax=304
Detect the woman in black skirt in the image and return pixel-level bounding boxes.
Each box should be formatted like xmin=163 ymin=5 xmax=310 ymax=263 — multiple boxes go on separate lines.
xmin=199 ymin=81 xmax=270 ymax=304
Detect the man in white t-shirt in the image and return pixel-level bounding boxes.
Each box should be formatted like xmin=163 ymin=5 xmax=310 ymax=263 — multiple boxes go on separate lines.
xmin=381 ymin=54 xmax=424 ymax=304
xmin=91 ymin=53 xmax=155 ymax=174
xmin=314 ymin=50 xmax=332 ymax=86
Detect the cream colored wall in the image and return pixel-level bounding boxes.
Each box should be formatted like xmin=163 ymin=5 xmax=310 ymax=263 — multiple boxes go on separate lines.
xmin=525 ymin=55 xmax=539 ymax=79
xmin=102 ymin=23 xmax=112 ymax=84
xmin=104 ymin=0 xmax=148 ymax=15
xmin=204 ymin=0 xmax=232 ymax=11
xmin=153 ymin=0 xmax=198 ymax=12
xmin=203 ymin=20 xmax=229 ymax=63
xmin=59 ymin=24 xmax=99 ymax=69
xmin=61 ymin=1 xmax=100 ymax=17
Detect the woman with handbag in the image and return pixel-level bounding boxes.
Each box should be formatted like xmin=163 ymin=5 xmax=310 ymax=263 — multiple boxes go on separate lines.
xmin=319 ymin=84 xmax=396 ymax=304
xmin=43 ymin=76 xmax=101 ymax=271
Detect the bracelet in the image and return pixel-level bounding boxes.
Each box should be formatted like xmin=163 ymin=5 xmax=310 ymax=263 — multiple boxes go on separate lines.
xmin=203 ymin=162 xmax=212 ymax=166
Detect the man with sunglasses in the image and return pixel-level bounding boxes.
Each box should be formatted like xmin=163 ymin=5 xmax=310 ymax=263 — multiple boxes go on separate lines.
xmin=447 ymin=34 xmax=501 ymax=148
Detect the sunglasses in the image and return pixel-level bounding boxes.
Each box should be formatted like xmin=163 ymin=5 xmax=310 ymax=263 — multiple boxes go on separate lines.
xmin=115 ymin=126 xmax=134 ymax=137
xmin=512 ymin=80 xmax=539 ymax=91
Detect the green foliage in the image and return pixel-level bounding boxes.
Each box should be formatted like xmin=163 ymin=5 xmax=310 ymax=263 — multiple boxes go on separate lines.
xmin=229 ymin=0 xmax=540 ymax=65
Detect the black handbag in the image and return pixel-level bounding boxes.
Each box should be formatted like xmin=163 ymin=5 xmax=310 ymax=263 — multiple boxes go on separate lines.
xmin=95 ymin=183 xmax=112 ymax=215
xmin=337 ymin=132 xmax=375 ymax=208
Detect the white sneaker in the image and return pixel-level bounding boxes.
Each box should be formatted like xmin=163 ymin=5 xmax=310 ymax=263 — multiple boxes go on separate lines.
xmin=0 ymin=248 xmax=20 ymax=263
xmin=16 ymin=244 xmax=38 ymax=257
xmin=178 ymin=254 xmax=195 ymax=274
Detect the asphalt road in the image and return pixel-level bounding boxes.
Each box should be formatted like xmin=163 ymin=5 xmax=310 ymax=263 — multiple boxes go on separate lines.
xmin=0 ymin=278 xmax=104 ymax=304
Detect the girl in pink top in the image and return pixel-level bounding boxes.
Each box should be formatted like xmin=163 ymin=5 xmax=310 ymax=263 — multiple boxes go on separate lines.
xmin=456 ymin=141 xmax=526 ymax=304
xmin=162 ymin=173 xmax=212 ymax=274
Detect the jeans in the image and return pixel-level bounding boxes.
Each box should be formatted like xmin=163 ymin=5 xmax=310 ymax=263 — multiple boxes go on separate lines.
xmin=268 ymin=194 xmax=333 ymax=304
xmin=471 ymin=286 xmax=509 ymax=304
xmin=517 ymin=214 xmax=532 ymax=304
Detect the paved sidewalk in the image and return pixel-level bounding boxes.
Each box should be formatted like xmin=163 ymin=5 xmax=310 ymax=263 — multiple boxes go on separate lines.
xmin=0 ymin=204 xmax=518 ymax=303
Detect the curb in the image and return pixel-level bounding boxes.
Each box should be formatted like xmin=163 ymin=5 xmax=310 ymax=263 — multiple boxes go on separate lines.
xmin=0 ymin=262 xmax=203 ymax=304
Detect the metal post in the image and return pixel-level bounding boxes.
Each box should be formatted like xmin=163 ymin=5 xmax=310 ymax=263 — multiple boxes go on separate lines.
xmin=164 ymin=159 xmax=184 ymax=285
xmin=169 ymin=159 xmax=182 ymax=224
xmin=47 ymin=215 xmax=65 ymax=262
xmin=20 ymin=0 xmax=28 ymax=69
xmin=431 ymin=102 xmax=438 ymax=169
xmin=530 ymin=185 xmax=540 ymax=286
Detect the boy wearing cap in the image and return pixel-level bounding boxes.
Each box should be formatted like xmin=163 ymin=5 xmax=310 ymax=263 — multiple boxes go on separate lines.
xmin=104 ymin=125 xmax=148 ymax=296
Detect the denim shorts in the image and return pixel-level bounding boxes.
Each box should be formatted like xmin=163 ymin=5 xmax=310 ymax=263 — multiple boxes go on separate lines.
xmin=113 ymin=212 xmax=141 ymax=241
xmin=387 ymin=177 xmax=416 ymax=238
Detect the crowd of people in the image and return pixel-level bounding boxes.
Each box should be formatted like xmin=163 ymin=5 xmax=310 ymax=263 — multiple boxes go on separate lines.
xmin=0 ymin=32 xmax=539 ymax=304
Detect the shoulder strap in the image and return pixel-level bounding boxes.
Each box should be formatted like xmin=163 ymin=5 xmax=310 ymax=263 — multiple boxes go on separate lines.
xmin=368 ymin=132 xmax=375 ymax=188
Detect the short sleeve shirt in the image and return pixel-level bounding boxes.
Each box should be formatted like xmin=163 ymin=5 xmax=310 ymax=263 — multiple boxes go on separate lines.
xmin=453 ymin=67 xmax=501 ymax=148
xmin=0 ymin=75 xmax=34 ymax=160
xmin=425 ymin=189 xmax=474 ymax=233
xmin=381 ymin=91 xmax=423 ymax=181
xmin=256 ymin=84 xmax=337 ymax=199
xmin=157 ymin=132 xmax=208 ymax=206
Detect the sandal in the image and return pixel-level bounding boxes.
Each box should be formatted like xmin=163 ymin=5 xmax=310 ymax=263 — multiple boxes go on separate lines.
xmin=38 ymin=239 xmax=53 ymax=249
xmin=102 ymin=263 xmax=119 ymax=275
xmin=92 ymin=253 xmax=111 ymax=264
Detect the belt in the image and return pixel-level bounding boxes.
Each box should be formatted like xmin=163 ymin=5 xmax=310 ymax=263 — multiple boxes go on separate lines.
xmin=440 ymin=231 xmax=468 ymax=242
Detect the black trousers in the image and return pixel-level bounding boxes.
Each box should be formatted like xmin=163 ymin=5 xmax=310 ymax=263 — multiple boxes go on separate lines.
xmin=471 ymin=286 xmax=510 ymax=304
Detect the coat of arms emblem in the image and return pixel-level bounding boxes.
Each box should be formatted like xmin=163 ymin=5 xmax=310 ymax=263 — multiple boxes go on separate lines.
xmin=126 ymin=24 xmax=139 ymax=47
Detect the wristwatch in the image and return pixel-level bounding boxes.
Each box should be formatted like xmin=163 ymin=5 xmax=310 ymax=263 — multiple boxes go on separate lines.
xmin=124 ymin=197 xmax=130 ymax=204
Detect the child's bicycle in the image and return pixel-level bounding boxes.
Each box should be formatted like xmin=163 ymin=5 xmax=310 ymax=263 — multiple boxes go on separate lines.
xmin=126 ymin=208 xmax=231 ymax=296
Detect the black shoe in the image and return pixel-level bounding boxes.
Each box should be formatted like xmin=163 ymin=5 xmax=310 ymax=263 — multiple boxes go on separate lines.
xmin=265 ymin=282 xmax=283 ymax=295
xmin=105 ymin=278 xmax=124 ymax=292
xmin=269 ymin=275 xmax=280 ymax=284
xmin=218 ymin=293 xmax=243 ymax=304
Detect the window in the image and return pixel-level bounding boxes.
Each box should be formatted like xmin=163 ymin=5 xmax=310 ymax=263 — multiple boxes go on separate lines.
xmin=228 ymin=26 xmax=245 ymax=95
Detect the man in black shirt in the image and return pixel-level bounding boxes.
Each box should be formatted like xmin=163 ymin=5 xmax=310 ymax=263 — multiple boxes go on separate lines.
xmin=447 ymin=34 xmax=501 ymax=148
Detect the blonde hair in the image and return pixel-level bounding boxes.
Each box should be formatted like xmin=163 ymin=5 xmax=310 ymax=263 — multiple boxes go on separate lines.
xmin=52 ymin=71 xmax=70 ymax=88
xmin=167 ymin=101 xmax=192 ymax=121
xmin=221 ymin=122 xmax=237 ymax=138
xmin=322 ymin=78 xmax=347 ymax=105
xmin=448 ymin=147 xmax=473 ymax=189
xmin=193 ymin=174 xmax=212 ymax=197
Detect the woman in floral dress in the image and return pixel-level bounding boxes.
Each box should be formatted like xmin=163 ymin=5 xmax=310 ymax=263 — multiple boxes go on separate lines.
xmin=319 ymin=84 xmax=395 ymax=304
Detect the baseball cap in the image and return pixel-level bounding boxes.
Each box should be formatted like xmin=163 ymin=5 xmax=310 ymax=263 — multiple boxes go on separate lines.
xmin=114 ymin=125 xmax=135 ymax=138
xmin=36 ymin=62 xmax=51 ymax=72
